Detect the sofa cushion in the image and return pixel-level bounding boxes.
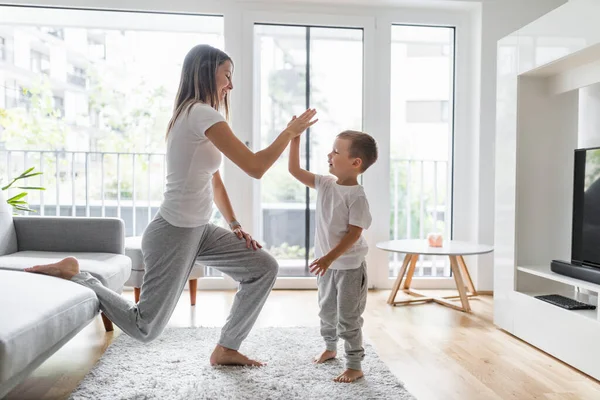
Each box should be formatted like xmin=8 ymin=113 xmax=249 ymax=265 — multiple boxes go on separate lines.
xmin=0 ymin=191 xmax=17 ymax=256
xmin=0 ymin=270 xmax=98 ymax=392
xmin=0 ymin=252 xmax=131 ymax=292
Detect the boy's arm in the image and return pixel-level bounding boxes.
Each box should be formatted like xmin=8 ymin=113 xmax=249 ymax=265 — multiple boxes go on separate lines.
xmin=309 ymin=225 xmax=363 ymax=276
xmin=288 ymin=136 xmax=316 ymax=188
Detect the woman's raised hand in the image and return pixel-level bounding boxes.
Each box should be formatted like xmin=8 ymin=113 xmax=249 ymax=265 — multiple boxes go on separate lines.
xmin=285 ymin=109 xmax=318 ymax=138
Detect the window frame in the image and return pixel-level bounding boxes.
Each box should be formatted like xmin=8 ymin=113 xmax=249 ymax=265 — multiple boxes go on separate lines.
xmin=239 ymin=11 xmax=375 ymax=289
xmin=389 ymin=23 xmax=456 ymax=280
xmin=252 ymin=21 xmax=365 ymax=281
xmin=375 ymin=15 xmax=471 ymax=290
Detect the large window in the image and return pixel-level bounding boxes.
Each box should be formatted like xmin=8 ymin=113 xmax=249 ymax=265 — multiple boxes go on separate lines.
xmin=0 ymin=15 xmax=225 ymax=237
xmin=389 ymin=25 xmax=455 ymax=278
xmin=254 ymin=24 xmax=363 ymax=277
xmin=1 ymin=5 xmax=467 ymax=290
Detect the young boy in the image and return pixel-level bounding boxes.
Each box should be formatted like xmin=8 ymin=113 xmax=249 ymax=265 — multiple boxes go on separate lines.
xmin=288 ymin=129 xmax=378 ymax=383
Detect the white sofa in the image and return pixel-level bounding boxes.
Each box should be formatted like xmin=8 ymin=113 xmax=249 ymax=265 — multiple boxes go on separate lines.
xmin=0 ymin=195 xmax=131 ymax=398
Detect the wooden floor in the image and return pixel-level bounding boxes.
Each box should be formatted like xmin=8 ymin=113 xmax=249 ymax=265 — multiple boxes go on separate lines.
xmin=6 ymin=290 xmax=600 ymax=400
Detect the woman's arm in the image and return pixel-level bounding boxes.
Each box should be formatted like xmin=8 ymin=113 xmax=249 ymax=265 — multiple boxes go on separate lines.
xmin=212 ymin=170 xmax=236 ymax=226
xmin=206 ymin=108 xmax=317 ymax=179
xmin=212 ymin=170 xmax=261 ymax=250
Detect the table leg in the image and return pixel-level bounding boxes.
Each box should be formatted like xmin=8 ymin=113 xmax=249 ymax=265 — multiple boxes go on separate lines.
xmin=458 ymin=255 xmax=477 ymax=295
xmin=402 ymin=254 xmax=419 ymax=289
xmin=411 ymin=255 xmax=477 ymax=312
xmin=384 ymin=247 xmax=480 ymax=313
xmin=387 ymin=253 xmax=413 ymax=304
xmin=390 ymin=254 xmax=436 ymax=305
xmin=446 ymin=255 xmax=471 ymax=312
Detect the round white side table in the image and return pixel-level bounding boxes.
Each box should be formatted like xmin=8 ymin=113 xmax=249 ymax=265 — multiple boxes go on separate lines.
xmin=376 ymin=239 xmax=494 ymax=312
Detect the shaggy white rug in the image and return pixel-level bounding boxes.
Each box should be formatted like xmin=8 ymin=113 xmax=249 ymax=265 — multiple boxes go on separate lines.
xmin=69 ymin=327 xmax=415 ymax=400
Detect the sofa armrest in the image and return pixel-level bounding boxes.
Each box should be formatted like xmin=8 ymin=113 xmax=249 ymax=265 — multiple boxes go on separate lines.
xmin=13 ymin=216 xmax=125 ymax=254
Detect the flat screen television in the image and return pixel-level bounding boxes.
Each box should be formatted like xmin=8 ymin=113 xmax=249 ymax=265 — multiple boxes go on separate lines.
xmin=552 ymin=146 xmax=600 ymax=284
xmin=572 ymin=147 xmax=600 ymax=267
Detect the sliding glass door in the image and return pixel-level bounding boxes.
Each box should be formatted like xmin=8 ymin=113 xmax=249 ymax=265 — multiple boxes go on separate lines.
xmin=388 ymin=25 xmax=455 ymax=279
xmin=253 ymin=23 xmax=363 ymax=278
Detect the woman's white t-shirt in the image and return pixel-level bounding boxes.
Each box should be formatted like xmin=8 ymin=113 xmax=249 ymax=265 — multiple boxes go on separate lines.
xmin=159 ymin=103 xmax=225 ymax=228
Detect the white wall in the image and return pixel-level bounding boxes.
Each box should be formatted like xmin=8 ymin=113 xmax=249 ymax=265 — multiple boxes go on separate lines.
xmin=579 ymin=83 xmax=600 ymax=148
xmin=472 ymin=0 xmax=567 ymax=291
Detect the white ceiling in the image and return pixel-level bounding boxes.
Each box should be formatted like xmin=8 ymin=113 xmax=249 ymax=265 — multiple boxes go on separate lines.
xmin=235 ymin=0 xmax=515 ymax=5
xmin=233 ymin=0 xmax=527 ymax=11
xmin=233 ymin=0 xmax=482 ymax=9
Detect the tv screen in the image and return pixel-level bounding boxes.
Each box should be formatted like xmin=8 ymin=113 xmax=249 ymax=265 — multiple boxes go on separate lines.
xmin=572 ymin=147 xmax=600 ymax=268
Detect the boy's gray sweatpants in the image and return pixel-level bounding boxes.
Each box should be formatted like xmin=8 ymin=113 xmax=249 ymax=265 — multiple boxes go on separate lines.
xmin=71 ymin=213 xmax=278 ymax=350
xmin=317 ymin=262 xmax=368 ymax=371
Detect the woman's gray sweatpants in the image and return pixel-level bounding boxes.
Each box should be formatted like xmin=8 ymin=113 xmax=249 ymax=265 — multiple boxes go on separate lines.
xmin=71 ymin=213 xmax=278 ymax=350
xmin=317 ymin=262 xmax=368 ymax=371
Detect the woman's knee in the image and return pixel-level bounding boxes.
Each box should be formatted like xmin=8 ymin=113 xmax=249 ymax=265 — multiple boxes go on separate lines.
xmin=259 ymin=250 xmax=279 ymax=278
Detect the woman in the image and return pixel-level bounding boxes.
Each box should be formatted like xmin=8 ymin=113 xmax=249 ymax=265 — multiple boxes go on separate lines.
xmin=25 ymin=44 xmax=318 ymax=367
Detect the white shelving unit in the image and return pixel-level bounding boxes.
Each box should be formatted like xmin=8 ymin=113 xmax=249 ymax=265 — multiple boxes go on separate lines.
xmin=495 ymin=0 xmax=600 ymax=380
xmin=517 ymin=265 xmax=600 ymax=320
xmin=517 ymin=265 xmax=600 ymax=294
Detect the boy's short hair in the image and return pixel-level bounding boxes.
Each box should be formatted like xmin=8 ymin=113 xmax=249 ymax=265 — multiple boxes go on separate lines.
xmin=337 ymin=130 xmax=378 ymax=172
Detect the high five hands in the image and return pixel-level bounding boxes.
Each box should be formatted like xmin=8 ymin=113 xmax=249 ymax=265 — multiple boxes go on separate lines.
xmin=286 ymin=109 xmax=318 ymax=138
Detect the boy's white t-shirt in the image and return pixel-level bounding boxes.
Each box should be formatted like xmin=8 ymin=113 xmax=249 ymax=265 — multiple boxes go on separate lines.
xmin=314 ymin=174 xmax=372 ymax=270
xmin=159 ymin=103 xmax=225 ymax=228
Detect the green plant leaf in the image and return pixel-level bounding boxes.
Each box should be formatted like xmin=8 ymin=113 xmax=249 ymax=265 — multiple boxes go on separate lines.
xmin=7 ymin=192 xmax=27 ymax=202
xmin=2 ymin=169 xmax=42 ymax=190
xmin=17 ymin=167 xmax=35 ymax=178
xmin=13 ymin=205 xmax=36 ymax=212
xmin=17 ymin=172 xmax=43 ymax=179
xmin=16 ymin=186 xmax=46 ymax=190
xmin=1 ymin=180 xmax=16 ymax=191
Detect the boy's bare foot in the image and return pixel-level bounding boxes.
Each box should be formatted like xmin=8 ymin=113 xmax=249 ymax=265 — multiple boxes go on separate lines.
xmin=334 ymin=368 xmax=364 ymax=383
xmin=313 ymin=349 xmax=337 ymax=364
xmin=24 ymin=257 xmax=80 ymax=280
xmin=210 ymin=344 xmax=264 ymax=367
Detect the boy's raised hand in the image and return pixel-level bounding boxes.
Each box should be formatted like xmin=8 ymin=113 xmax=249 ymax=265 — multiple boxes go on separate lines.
xmin=288 ymin=117 xmax=302 ymax=144
xmin=288 ymin=118 xmax=316 ymax=188
xmin=285 ymin=109 xmax=318 ymax=138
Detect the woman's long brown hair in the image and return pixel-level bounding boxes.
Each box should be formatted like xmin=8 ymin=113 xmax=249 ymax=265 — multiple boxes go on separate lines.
xmin=166 ymin=44 xmax=232 ymax=138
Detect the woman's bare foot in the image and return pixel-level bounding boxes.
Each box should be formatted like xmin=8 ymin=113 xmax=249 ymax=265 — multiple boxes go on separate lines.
xmin=24 ymin=257 xmax=80 ymax=280
xmin=210 ymin=345 xmax=264 ymax=367
xmin=313 ymin=349 xmax=337 ymax=364
xmin=334 ymin=368 xmax=364 ymax=383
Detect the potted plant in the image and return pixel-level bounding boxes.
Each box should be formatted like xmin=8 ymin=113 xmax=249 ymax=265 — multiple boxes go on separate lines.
xmin=1 ymin=167 xmax=45 ymax=214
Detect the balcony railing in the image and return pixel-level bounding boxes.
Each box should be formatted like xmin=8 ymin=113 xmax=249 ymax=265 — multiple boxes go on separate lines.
xmin=1 ymin=150 xmax=451 ymax=277
xmin=389 ymin=158 xmax=451 ymax=277
xmin=1 ymin=149 xmax=167 ymax=237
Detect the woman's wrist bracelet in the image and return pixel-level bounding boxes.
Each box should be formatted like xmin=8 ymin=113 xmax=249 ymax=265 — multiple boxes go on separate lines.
xmin=229 ymin=220 xmax=241 ymax=230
